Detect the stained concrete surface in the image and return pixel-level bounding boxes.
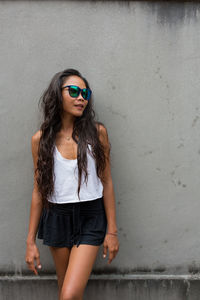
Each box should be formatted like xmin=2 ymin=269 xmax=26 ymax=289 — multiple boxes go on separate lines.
xmin=2 ymin=275 xmax=200 ymax=300
xmin=1 ymin=0 xmax=200 ymax=298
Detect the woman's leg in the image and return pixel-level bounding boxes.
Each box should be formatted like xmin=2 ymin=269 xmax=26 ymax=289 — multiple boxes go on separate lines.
xmin=49 ymin=246 xmax=72 ymax=299
xmin=60 ymin=244 xmax=100 ymax=300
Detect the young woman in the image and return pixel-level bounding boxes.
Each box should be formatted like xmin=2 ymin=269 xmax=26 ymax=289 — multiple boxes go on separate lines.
xmin=25 ymin=68 xmax=119 ymax=300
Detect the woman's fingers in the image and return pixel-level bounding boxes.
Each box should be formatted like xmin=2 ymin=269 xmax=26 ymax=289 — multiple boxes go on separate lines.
xmin=32 ymin=262 xmax=38 ymax=276
xmin=25 ymin=243 xmax=42 ymax=275
xmin=108 ymin=249 xmax=116 ymax=264
xmin=26 ymin=259 xmax=38 ymax=275
xmin=103 ymin=244 xmax=108 ymax=258
xmin=107 ymin=240 xmax=120 ymax=264
xmin=103 ymin=235 xmax=120 ymax=264
xmin=36 ymin=255 xmax=42 ymax=270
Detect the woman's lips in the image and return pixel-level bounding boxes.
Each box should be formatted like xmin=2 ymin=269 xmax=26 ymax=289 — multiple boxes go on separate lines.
xmin=75 ymin=105 xmax=84 ymax=110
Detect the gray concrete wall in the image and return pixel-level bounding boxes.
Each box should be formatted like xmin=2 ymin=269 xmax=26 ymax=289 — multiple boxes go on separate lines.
xmin=1 ymin=0 xmax=200 ymax=288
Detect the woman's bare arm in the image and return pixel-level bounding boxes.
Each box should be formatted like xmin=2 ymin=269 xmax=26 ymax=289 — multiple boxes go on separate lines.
xmin=98 ymin=124 xmax=119 ymax=264
xmin=25 ymin=130 xmax=43 ymax=275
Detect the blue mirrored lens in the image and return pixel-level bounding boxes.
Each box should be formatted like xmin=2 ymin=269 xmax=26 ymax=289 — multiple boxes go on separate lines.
xmin=69 ymin=86 xmax=79 ymax=97
xmin=82 ymin=88 xmax=91 ymax=100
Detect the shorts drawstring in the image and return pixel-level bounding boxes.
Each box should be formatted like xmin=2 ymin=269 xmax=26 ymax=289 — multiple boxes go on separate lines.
xmin=72 ymin=203 xmax=81 ymax=247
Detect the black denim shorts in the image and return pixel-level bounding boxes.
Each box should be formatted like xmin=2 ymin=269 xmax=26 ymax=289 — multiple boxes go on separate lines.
xmin=37 ymin=197 xmax=107 ymax=248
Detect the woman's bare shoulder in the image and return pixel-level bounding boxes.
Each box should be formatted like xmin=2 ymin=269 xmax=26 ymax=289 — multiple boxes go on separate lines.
xmin=95 ymin=122 xmax=110 ymax=150
xmin=32 ymin=130 xmax=42 ymax=145
xmin=95 ymin=121 xmax=107 ymax=135
xmin=31 ymin=130 xmax=42 ymax=168
xmin=31 ymin=131 xmax=42 ymax=157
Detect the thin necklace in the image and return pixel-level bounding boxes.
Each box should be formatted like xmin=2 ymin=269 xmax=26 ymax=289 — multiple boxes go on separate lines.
xmin=65 ymin=132 xmax=72 ymax=141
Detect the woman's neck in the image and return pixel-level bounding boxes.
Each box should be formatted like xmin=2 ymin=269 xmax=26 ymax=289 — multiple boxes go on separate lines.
xmin=61 ymin=114 xmax=75 ymax=134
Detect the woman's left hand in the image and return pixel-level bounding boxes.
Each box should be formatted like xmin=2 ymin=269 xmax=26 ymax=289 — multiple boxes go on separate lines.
xmin=103 ymin=234 xmax=119 ymax=264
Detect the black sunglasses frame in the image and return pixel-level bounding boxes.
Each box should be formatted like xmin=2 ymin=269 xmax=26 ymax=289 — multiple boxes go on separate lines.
xmin=62 ymin=85 xmax=92 ymax=101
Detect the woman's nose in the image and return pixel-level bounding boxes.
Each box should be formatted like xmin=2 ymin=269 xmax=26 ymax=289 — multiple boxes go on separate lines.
xmin=77 ymin=93 xmax=84 ymax=101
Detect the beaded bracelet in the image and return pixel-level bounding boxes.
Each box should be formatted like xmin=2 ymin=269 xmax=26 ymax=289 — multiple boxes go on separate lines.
xmin=107 ymin=232 xmax=118 ymax=236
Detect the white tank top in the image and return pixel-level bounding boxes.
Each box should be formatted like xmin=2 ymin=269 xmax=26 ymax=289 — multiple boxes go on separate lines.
xmin=48 ymin=144 xmax=104 ymax=203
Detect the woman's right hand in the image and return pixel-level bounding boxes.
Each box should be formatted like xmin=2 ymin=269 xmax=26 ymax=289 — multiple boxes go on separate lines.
xmin=25 ymin=242 xmax=42 ymax=275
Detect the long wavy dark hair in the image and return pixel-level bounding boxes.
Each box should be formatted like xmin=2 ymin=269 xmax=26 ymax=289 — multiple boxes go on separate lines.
xmin=36 ymin=68 xmax=109 ymax=208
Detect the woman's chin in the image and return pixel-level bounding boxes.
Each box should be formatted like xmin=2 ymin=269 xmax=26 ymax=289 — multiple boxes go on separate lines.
xmin=74 ymin=109 xmax=84 ymax=116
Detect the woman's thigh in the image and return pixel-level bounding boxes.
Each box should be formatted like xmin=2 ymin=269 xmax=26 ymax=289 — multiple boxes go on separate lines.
xmin=60 ymin=244 xmax=100 ymax=300
xmin=49 ymin=246 xmax=71 ymax=293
